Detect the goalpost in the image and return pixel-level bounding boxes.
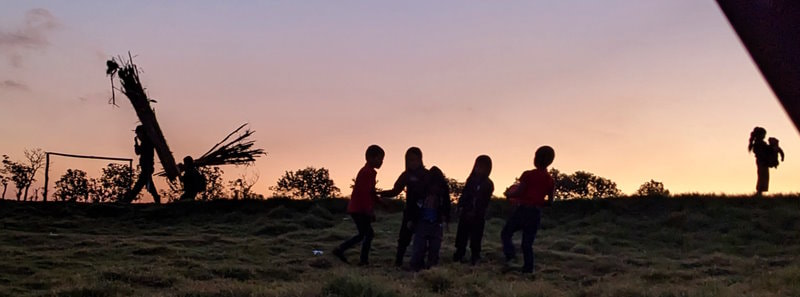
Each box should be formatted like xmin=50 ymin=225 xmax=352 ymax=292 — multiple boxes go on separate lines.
xmin=42 ymin=152 xmax=133 ymax=202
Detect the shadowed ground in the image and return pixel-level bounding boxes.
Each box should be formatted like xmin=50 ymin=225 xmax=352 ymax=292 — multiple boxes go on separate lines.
xmin=0 ymin=196 xmax=799 ymax=297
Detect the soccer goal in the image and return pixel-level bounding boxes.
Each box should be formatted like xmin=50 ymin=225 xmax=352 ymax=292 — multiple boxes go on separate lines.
xmin=42 ymin=152 xmax=133 ymax=202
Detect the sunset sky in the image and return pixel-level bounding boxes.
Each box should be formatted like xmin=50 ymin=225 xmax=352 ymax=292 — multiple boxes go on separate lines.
xmin=1 ymin=1 xmax=798 ymax=201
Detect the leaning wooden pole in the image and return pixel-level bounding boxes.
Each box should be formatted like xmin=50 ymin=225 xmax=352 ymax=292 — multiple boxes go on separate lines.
xmin=717 ymin=0 xmax=800 ymax=134
xmin=123 ymin=80 xmax=179 ymax=181
xmin=42 ymin=153 xmax=50 ymax=202
xmin=107 ymin=54 xmax=180 ymax=181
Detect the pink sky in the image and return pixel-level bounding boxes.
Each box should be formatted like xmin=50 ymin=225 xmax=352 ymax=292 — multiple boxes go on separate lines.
xmin=1 ymin=1 xmax=797 ymax=201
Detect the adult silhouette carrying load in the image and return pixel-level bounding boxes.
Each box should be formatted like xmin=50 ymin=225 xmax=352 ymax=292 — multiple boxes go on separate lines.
xmin=179 ymin=156 xmax=206 ymax=201
xmin=122 ymin=125 xmax=161 ymax=204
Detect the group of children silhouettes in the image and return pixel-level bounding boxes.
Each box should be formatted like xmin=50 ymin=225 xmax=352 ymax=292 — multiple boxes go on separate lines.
xmin=333 ymin=145 xmax=556 ymax=274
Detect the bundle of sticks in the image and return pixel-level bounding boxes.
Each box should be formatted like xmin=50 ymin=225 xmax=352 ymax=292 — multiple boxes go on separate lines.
xmin=107 ymin=53 xmax=180 ymax=180
xmin=194 ymin=123 xmax=267 ymax=168
xmin=106 ymin=53 xmax=266 ymax=181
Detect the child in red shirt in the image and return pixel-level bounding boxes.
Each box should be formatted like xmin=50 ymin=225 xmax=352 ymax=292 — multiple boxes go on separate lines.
xmin=333 ymin=145 xmax=385 ymax=266
xmin=502 ymin=146 xmax=555 ymax=274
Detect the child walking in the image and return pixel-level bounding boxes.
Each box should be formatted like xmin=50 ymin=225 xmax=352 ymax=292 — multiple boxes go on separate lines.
xmin=333 ymin=145 xmax=385 ymax=266
xmin=453 ymin=155 xmax=494 ymax=265
xmin=410 ymin=166 xmax=451 ymax=271
xmin=501 ymin=146 xmax=555 ymax=274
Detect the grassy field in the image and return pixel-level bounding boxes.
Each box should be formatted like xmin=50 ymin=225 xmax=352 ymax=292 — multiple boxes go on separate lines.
xmin=1 ymin=196 xmax=799 ymax=297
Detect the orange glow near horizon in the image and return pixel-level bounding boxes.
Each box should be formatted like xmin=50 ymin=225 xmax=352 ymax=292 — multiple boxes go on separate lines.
xmin=1 ymin=1 xmax=798 ymax=202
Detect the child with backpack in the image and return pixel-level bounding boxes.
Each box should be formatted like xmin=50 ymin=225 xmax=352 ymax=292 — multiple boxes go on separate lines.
xmin=409 ymin=166 xmax=451 ymax=271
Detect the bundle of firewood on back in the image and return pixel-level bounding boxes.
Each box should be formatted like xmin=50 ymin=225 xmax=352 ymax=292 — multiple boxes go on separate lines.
xmin=194 ymin=123 xmax=266 ymax=168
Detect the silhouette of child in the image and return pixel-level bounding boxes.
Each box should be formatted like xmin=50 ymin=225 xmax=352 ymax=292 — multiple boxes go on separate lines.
xmin=767 ymin=137 xmax=785 ymax=168
xmin=748 ymin=127 xmax=770 ymax=196
xmin=453 ymin=155 xmax=494 ymax=265
xmin=379 ymin=147 xmax=429 ymax=267
xmin=333 ymin=145 xmax=385 ymax=266
xmin=180 ymin=156 xmax=206 ymax=201
xmin=409 ymin=166 xmax=451 ymax=271
xmin=502 ymin=146 xmax=555 ymax=274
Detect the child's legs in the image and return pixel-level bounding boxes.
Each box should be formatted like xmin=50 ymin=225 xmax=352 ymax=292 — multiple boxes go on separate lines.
xmin=338 ymin=214 xmax=369 ymax=252
xmin=757 ymin=165 xmax=769 ymax=193
xmin=125 ymin=168 xmax=153 ymax=202
xmin=453 ymin=218 xmax=471 ymax=259
xmin=427 ymin=223 xmax=443 ymax=267
xmin=357 ymin=216 xmax=375 ymax=263
xmin=520 ymin=207 xmax=541 ymax=272
xmin=396 ymin=213 xmax=415 ymax=265
xmin=469 ymin=219 xmax=486 ymax=261
xmin=144 ymin=174 xmax=161 ymax=203
xmin=501 ymin=209 xmax=523 ymax=260
xmin=410 ymin=222 xmax=430 ymax=270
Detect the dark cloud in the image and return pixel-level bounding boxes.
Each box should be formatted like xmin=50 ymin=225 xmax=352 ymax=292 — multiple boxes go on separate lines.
xmin=0 ymin=8 xmax=59 ymax=67
xmin=0 ymin=80 xmax=30 ymax=92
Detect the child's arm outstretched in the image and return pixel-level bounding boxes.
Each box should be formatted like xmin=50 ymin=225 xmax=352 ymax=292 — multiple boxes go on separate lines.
xmin=373 ymin=188 xmax=390 ymax=208
xmin=378 ymin=172 xmax=407 ymax=198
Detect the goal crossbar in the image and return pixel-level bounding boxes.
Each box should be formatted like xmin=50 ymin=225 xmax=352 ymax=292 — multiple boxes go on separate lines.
xmin=43 ymin=152 xmax=133 ymax=202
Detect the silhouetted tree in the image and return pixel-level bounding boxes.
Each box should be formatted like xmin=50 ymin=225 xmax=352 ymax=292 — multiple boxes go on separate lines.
xmin=93 ymin=163 xmax=136 ymax=202
xmin=0 ymin=167 xmax=8 ymax=200
xmin=448 ymin=178 xmax=465 ymax=202
xmin=160 ymin=186 xmax=183 ymax=203
xmin=3 ymin=155 xmax=32 ymax=201
xmin=548 ymin=168 xmax=568 ymax=200
xmin=29 ymin=187 xmax=41 ymax=202
xmin=272 ymin=167 xmax=340 ymax=200
xmin=549 ymin=168 xmax=622 ymax=199
xmin=21 ymin=149 xmax=45 ymax=201
xmin=635 ymin=180 xmax=670 ymax=197
xmin=199 ymin=166 xmax=226 ymax=200
xmin=230 ymin=172 xmax=261 ymax=200
xmin=54 ymin=169 xmax=90 ymax=202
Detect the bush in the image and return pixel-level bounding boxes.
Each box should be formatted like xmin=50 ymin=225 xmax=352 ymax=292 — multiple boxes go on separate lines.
xmin=549 ymin=169 xmax=623 ymax=199
xmin=94 ymin=163 xmax=135 ymax=202
xmin=271 ymin=167 xmax=341 ymax=200
xmin=635 ymin=180 xmax=670 ymax=197
xmin=54 ymin=169 xmax=90 ymax=202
